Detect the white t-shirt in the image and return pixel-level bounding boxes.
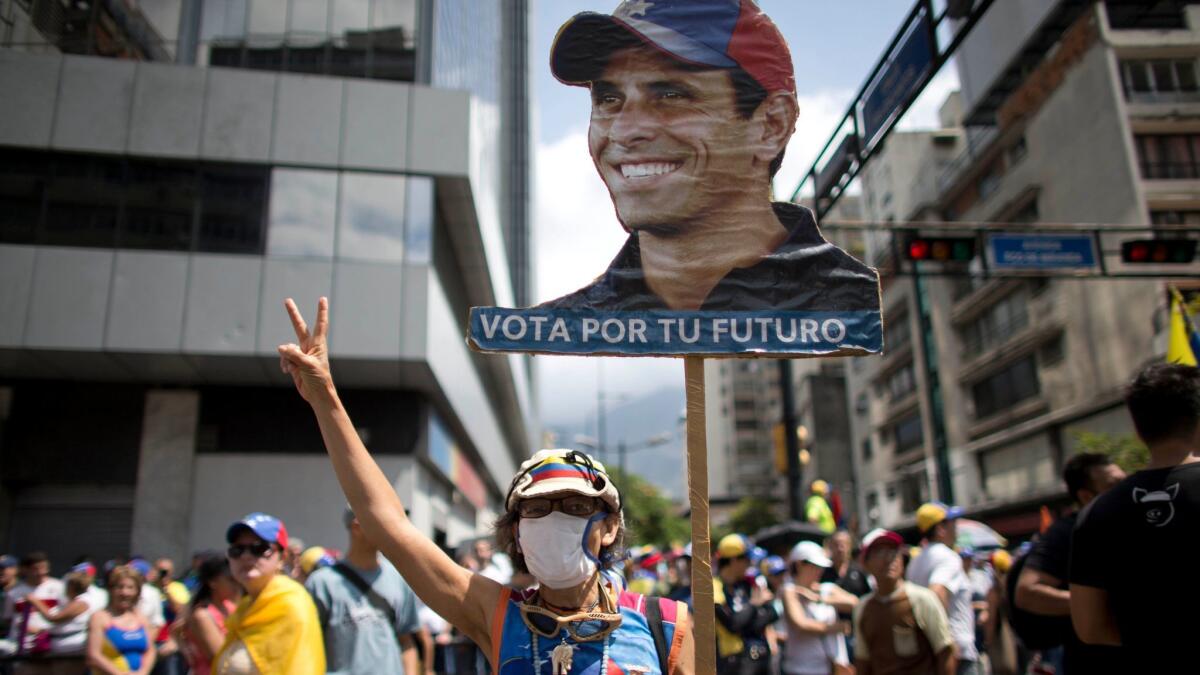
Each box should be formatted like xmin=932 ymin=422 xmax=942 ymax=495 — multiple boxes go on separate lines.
xmin=782 ymin=582 xmax=849 ymax=675
xmin=906 ymin=543 xmax=977 ymax=661
xmin=48 ymin=588 xmax=103 ymax=655
xmin=3 ymin=578 xmax=66 ymax=639
xmin=137 ymin=583 xmax=165 ymax=629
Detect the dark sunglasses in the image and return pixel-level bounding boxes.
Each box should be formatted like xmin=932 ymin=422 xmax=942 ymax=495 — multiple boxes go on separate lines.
xmin=227 ymin=542 xmax=275 ymax=559
xmin=518 ymin=495 xmax=607 ymax=519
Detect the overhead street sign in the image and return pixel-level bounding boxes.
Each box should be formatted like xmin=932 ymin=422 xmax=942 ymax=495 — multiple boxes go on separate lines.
xmin=988 ymin=233 xmax=1098 ymax=269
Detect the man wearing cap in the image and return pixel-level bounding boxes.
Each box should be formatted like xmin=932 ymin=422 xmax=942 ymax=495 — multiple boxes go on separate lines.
xmin=714 ymin=534 xmax=778 ymax=675
xmin=306 ymin=508 xmax=422 ymax=675
xmin=805 ymin=481 xmax=836 ymax=536
xmin=2 ymin=551 xmax=64 ymax=656
xmin=537 ymin=0 xmax=880 ymax=313
xmin=906 ymin=503 xmax=978 ymax=674
xmin=854 ymin=529 xmax=955 ymax=675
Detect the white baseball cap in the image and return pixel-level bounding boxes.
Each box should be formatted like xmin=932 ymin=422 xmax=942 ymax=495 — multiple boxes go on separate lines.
xmin=788 ymin=540 xmax=832 ymax=568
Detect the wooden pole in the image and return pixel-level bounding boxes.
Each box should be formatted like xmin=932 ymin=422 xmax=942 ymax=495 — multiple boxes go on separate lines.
xmin=684 ymin=356 xmax=715 ymax=675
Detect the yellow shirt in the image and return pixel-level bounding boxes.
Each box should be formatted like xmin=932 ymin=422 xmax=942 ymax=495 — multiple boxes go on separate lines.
xmin=215 ymin=575 xmax=324 ymax=675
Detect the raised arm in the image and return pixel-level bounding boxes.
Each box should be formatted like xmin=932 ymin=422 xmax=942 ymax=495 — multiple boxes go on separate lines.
xmin=28 ymin=596 xmax=88 ymax=623
xmin=277 ymin=298 xmax=503 ymax=653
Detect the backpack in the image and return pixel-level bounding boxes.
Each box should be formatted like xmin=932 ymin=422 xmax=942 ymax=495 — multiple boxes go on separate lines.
xmin=630 ymin=593 xmax=676 ymax=674
xmin=1003 ymin=552 xmax=1072 ymax=651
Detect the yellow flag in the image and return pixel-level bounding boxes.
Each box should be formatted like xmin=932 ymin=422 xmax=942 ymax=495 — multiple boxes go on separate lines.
xmin=1168 ymin=295 xmax=1198 ymax=366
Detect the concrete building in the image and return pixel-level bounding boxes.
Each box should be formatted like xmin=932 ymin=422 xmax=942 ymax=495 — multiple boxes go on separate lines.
xmin=0 ymin=0 xmax=535 ymax=570
xmin=850 ymin=0 xmax=1200 ymax=536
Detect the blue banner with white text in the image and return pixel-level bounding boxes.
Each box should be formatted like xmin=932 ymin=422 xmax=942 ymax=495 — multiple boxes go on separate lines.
xmin=468 ymin=307 xmax=883 ymax=357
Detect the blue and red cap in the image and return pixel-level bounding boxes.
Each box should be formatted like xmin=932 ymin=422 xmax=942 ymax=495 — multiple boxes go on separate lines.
xmin=226 ymin=512 xmax=289 ymax=551
xmin=506 ymin=449 xmax=621 ymax=513
xmin=551 ymin=0 xmax=796 ymax=95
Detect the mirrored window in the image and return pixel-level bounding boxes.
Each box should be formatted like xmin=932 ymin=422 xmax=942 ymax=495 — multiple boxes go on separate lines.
xmin=267 ymin=169 xmax=338 ymax=258
xmin=404 ymin=176 xmax=433 ymax=263
xmin=44 ymin=155 xmax=123 ymax=248
xmin=337 ymin=172 xmax=406 ymax=262
xmin=199 ymin=165 xmax=269 ymax=254
xmin=122 ymin=161 xmax=197 ymax=251
xmin=0 ymin=150 xmax=47 ymax=244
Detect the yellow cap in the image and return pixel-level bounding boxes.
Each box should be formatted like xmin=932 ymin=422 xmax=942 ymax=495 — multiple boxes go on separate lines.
xmin=717 ymin=534 xmax=748 ymax=558
xmin=915 ymin=502 xmax=963 ymax=533
xmin=299 ymin=546 xmax=329 ymax=575
xmin=990 ymin=550 xmax=1012 ymax=574
xmin=810 ymin=479 xmax=828 ymax=496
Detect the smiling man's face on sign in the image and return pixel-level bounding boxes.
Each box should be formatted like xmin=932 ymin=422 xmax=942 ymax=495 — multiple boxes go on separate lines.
xmin=468 ymin=0 xmax=883 ymax=357
xmin=589 ymin=45 xmax=771 ymax=234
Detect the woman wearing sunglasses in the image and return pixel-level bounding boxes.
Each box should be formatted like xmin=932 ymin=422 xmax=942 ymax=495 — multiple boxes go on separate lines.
xmin=278 ymin=298 xmax=695 ymax=674
xmin=212 ymin=513 xmax=325 ymax=674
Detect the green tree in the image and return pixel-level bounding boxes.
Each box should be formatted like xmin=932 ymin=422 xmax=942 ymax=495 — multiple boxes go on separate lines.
xmin=715 ymin=496 xmax=782 ymax=542
xmin=609 ymin=468 xmax=690 ymax=549
xmin=1071 ymin=431 xmax=1149 ymax=474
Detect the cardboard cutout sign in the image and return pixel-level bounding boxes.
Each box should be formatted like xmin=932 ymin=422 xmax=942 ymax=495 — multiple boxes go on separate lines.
xmin=469 ymin=3 xmax=883 ymax=674
xmin=470 ymin=0 xmax=882 ymax=357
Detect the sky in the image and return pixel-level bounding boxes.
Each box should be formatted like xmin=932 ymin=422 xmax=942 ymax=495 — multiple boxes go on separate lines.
xmin=528 ymin=0 xmax=962 ymax=495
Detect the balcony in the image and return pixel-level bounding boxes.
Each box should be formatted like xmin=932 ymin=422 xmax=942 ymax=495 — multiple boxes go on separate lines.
xmin=1127 ymin=90 xmax=1200 ymax=104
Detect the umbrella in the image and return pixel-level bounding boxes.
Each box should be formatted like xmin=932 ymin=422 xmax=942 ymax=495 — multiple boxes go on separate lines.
xmin=956 ymin=518 xmax=1007 ymax=551
xmin=751 ymin=521 xmax=828 ymax=556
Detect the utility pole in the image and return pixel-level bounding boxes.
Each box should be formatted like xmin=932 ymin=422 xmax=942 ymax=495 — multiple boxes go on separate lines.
xmin=779 ymin=360 xmax=804 ymax=521
xmin=619 ymin=440 xmax=627 ymax=475
xmin=912 ymin=263 xmax=954 ymax=503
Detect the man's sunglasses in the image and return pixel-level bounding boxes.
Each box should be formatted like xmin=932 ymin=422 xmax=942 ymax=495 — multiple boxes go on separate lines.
xmin=227 ymin=542 xmax=276 ymax=559
xmin=517 ymin=496 xmax=607 ymax=519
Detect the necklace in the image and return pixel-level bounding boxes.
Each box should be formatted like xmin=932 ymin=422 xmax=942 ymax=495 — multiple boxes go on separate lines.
xmin=532 ymin=631 xmax=610 ymax=675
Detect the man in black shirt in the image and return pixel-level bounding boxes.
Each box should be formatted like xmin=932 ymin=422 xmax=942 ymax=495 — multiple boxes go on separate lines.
xmin=1014 ymin=452 xmax=1124 ymax=672
xmin=1070 ymin=363 xmax=1200 ymax=672
xmin=820 ymin=530 xmax=870 ymax=657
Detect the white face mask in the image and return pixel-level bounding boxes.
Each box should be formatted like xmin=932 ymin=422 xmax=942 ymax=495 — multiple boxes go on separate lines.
xmin=518 ymin=511 xmax=603 ymax=589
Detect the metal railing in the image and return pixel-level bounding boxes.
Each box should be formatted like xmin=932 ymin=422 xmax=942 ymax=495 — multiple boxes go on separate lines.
xmin=936 ymin=126 xmax=1000 ymax=195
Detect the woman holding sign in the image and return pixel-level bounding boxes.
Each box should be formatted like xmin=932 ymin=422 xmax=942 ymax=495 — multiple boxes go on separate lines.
xmin=277 ymin=297 xmax=694 ymax=675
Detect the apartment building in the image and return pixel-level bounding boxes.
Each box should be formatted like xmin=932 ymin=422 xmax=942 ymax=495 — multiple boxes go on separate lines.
xmin=0 ymin=0 xmax=535 ymax=569
xmin=850 ymin=0 xmax=1199 ymax=535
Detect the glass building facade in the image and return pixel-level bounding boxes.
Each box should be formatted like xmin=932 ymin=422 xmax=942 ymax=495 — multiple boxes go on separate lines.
xmin=0 ymin=0 xmax=533 ymax=569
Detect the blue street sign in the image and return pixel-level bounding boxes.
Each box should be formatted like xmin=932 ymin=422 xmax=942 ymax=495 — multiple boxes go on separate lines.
xmin=988 ymin=234 xmax=1098 ymax=269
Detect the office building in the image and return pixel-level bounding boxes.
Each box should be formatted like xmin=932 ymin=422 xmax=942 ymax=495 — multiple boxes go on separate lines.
xmin=0 ymin=0 xmax=535 ymax=569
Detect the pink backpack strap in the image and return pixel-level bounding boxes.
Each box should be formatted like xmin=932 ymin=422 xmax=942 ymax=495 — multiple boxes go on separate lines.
xmin=617 ymin=589 xmax=646 ymax=613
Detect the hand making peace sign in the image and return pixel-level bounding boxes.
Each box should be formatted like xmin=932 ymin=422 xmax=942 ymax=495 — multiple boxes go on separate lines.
xmin=279 ymin=297 xmax=334 ymax=405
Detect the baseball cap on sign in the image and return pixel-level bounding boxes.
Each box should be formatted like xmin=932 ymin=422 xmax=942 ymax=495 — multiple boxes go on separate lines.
xmin=226 ymin=512 xmax=289 ymax=550
xmin=551 ymin=0 xmax=796 ymax=95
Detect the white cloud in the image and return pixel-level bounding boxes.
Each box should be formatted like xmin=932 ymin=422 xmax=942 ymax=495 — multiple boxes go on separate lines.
xmin=532 ymin=129 xmax=627 ymax=304
xmin=531 ymin=129 xmax=685 ymax=429
xmin=774 ymin=89 xmax=855 ymax=199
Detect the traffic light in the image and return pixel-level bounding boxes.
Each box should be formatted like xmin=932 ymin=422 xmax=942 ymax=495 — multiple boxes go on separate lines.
xmin=773 ymin=424 xmax=809 ymax=473
xmin=905 ymin=236 xmax=976 ymax=262
xmin=1120 ymin=239 xmax=1197 ymax=264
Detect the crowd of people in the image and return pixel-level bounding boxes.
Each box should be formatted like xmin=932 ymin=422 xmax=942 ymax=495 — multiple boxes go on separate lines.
xmin=1 ymin=300 xmax=1195 ymax=675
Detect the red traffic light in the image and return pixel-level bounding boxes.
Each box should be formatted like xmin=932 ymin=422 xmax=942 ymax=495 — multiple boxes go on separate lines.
xmin=1121 ymin=239 xmax=1197 ymax=264
xmin=905 ymin=236 xmax=976 ymax=262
